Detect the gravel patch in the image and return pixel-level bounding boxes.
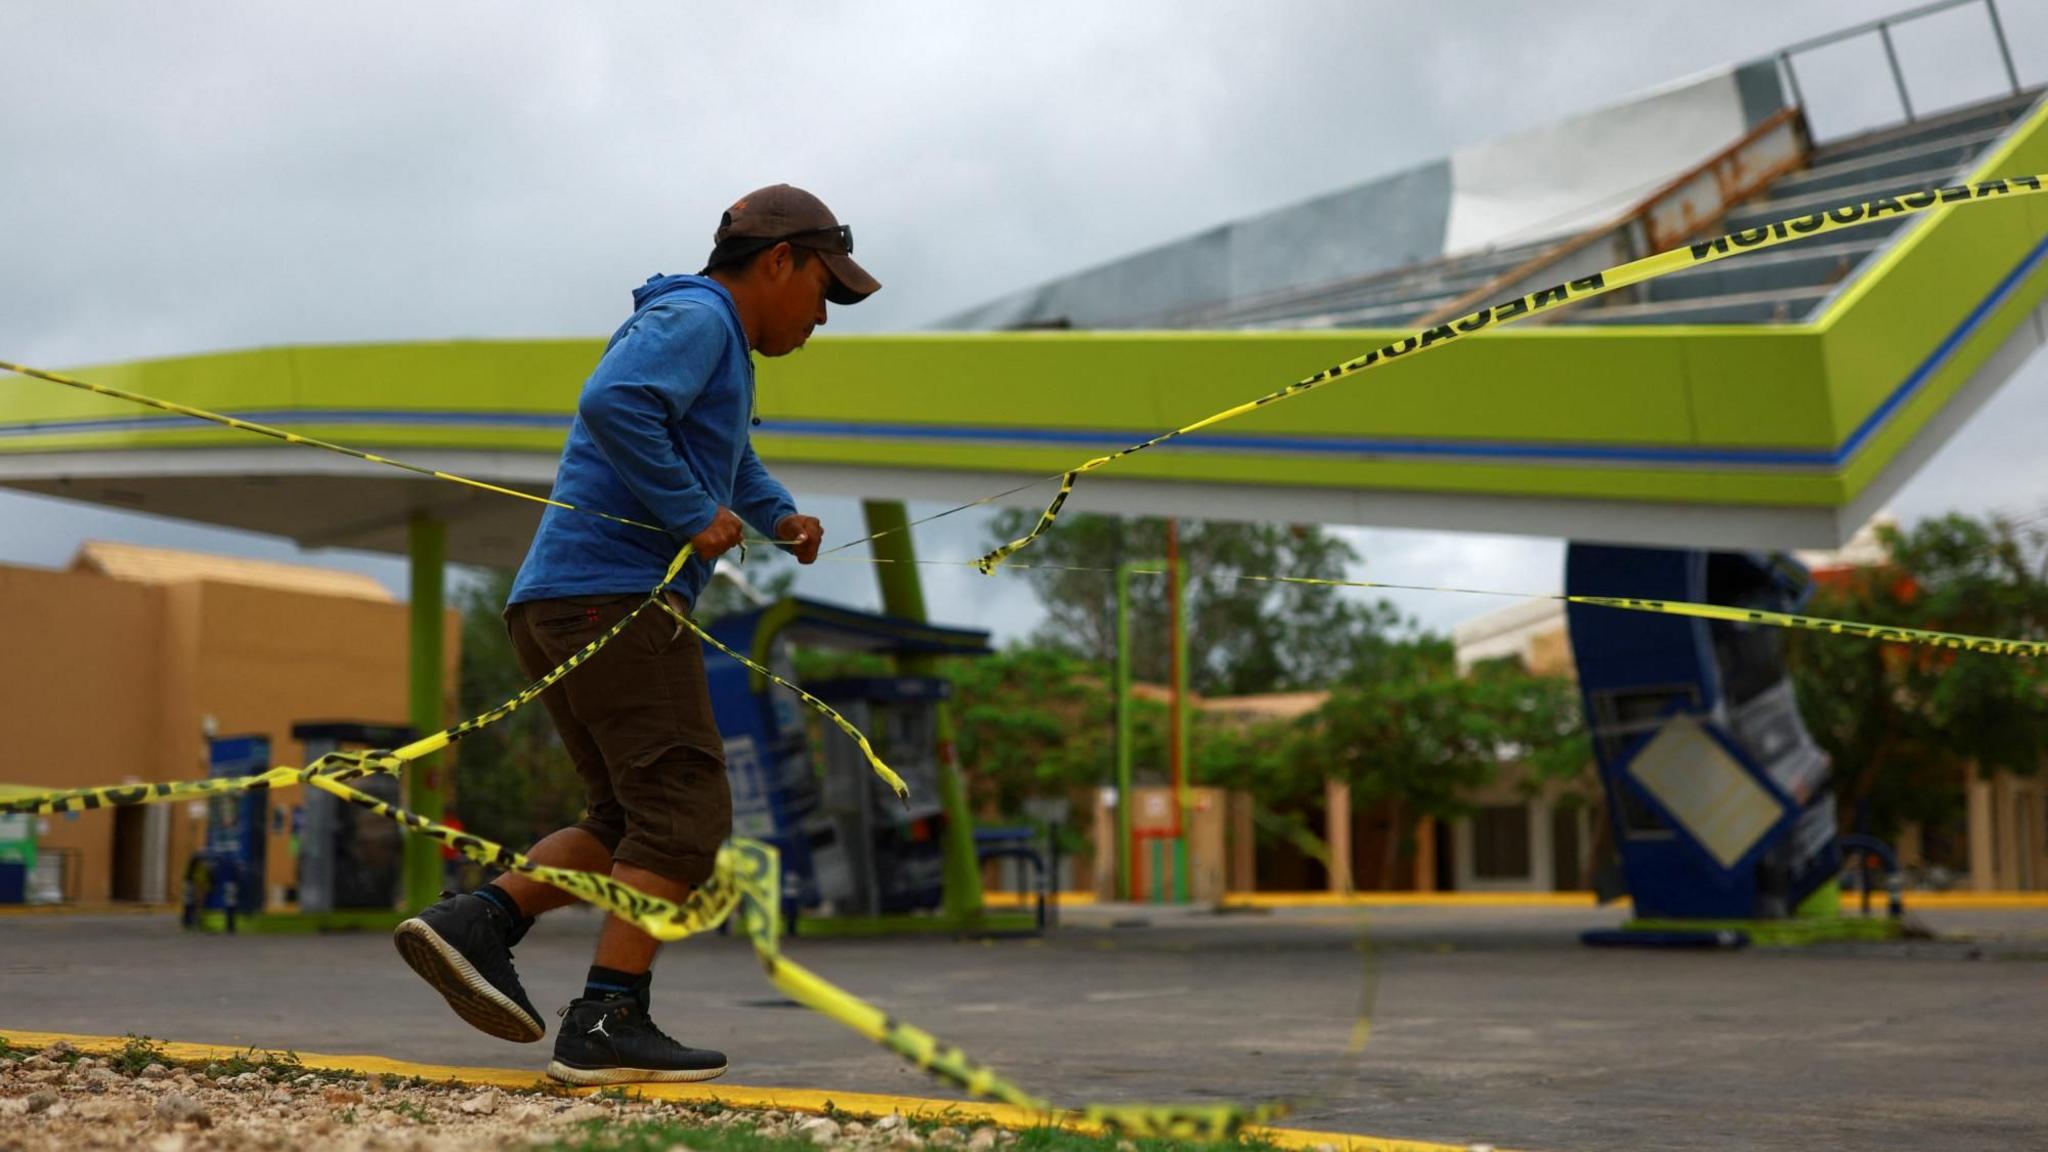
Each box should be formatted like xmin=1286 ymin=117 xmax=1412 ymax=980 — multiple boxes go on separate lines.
xmin=0 ymin=1039 xmax=1041 ymax=1152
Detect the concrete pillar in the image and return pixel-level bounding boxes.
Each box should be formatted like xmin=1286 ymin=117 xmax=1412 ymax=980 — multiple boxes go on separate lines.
xmin=1968 ymin=768 xmax=1996 ymax=891
xmin=1324 ymin=778 xmax=1353 ymax=894
xmin=1412 ymin=818 xmax=1436 ymax=893
xmin=403 ymin=515 xmax=446 ymax=912
xmin=1896 ymin=822 xmax=1924 ymax=869
xmin=1994 ymin=772 xmax=2023 ymax=891
xmin=1527 ymin=798 xmax=1554 ymax=894
xmin=1228 ymin=791 xmax=1257 ymax=893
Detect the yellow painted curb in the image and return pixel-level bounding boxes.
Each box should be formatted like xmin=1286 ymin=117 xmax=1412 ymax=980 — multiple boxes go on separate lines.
xmin=979 ymin=892 xmax=1096 ymax=908
xmin=1886 ymin=892 xmax=2048 ymax=908
xmin=1221 ymin=892 xmax=1596 ymax=908
xmin=0 ymin=1029 xmax=1494 ymax=1152
xmin=1218 ymin=890 xmax=2048 ymax=910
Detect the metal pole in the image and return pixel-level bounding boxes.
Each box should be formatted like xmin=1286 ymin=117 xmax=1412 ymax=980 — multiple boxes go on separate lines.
xmin=403 ymin=515 xmax=446 ymax=913
xmin=1878 ymin=22 xmax=1915 ymax=124
xmin=1985 ymin=0 xmax=2022 ymax=97
xmin=1778 ymin=51 xmax=1806 ymax=113
xmin=1115 ymin=561 xmax=1134 ymax=903
xmin=861 ymin=499 xmax=984 ymax=923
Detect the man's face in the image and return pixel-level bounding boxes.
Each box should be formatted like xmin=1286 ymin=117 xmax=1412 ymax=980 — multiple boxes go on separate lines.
xmin=755 ymin=244 xmax=834 ymax=357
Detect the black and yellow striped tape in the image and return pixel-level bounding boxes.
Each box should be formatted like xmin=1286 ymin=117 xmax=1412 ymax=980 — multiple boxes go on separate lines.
xmin=976 ymin=173 xmax=2048 ymax=572
xmin=0 ymin=546 xmax=1269 ymax=1134
xmin=8 ymin=170 xmax=2043 ymax=1141
xmin=655 ymin=597 xmax=909 ymax=800
xmin=1 ymin=756 xmax=1281 ymax=1135
xmin=857 ymin=554 xmax=2048 ymax=659
xmin=0 ymin=360 xmax=666 ymax=536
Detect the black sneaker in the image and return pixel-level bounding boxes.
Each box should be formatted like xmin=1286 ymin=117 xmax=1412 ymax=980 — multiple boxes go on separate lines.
xmin=393 ymin=890 xmax=545 ymax=1043
xmin=546 ymin=976 xmax=728 ymax=1085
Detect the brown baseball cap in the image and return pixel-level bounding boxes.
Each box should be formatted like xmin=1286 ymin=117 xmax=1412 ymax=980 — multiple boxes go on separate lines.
xmin=705 ymin=184 xmax=881 ymax=306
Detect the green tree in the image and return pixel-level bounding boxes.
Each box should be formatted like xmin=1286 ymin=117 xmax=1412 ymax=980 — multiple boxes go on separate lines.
xmin=451 ymin=570 xmax=585 ymax=851
xmin=1303 ymin=652 xmax=1588 ymax=886
xmin=984 ymin=510 xmax=1409 ymax=695
xmin=1189 ymin=710 xmax=1318 ymax=808
xmin=1788 ymin=513 xmax=2048 ymax=842
xmin=946 ymin=647 xmax=1116 ymax=817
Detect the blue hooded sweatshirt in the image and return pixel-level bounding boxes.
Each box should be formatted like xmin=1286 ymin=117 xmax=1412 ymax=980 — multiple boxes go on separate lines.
xmin=508 ymin=274 xmax=797 ymax=608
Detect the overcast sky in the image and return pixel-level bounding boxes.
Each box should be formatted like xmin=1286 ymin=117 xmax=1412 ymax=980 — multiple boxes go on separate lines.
xmin=3 ymin=1 xmax=2046 ymax=645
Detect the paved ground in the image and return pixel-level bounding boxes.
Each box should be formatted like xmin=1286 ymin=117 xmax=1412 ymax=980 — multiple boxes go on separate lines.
xmin=4 ymin=902 xmax=2046 ymax=1152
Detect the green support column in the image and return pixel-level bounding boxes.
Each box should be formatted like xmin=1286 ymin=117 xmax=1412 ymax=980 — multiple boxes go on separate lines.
xmin=404 ymin=515 xmax=447 ymax=912
xmin=860 ymin=499 xmax=984 ymax=922
xmin=1115 ymin=562 xmax=1135 ymax=902
xmin=1172 ymin=553 xmax=1191 ymax=904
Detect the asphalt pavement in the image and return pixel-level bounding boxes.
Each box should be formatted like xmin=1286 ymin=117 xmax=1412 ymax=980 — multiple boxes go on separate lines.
xmin=5 ymin=902 xmax=2045 ymax=1151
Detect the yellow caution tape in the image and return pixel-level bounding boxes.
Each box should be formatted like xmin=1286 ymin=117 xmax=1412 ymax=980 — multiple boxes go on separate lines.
xmin=19 ymin=166 xmax=2025 ymax=1139
xmin=0 ymin=359 xmax=666 ymax=537
xmin=1564 ymin=593 xmax=2048 ymax=656
xmin=655 ymin=597 xmax=909 ymax=801
xmin=2 ymin=761 xmax=1280 ymax=1134
xmin=977 ymin=173 xmax=2048 ymax=573
xmin=311 ymin=770 xmax=745 ymax=940
xmin=843 ymin=555 xmax=2048 ymax=660
xmin=1230 ymin=573 xmax=2048 ymax=658
xmin=0 ymin=547 xmax=1271 ymax=1133
xmin=14 ymin=176 xmax=2047 ymax=670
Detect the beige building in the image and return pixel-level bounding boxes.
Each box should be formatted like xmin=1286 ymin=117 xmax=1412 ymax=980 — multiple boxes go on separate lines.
xmin=0 ymin=542 xmax=458 ymax=907
xmin=1450 ymin=599 xmax=1594 ymax=893
xmin=1963 ymin=773 xmax=2048 ymax=892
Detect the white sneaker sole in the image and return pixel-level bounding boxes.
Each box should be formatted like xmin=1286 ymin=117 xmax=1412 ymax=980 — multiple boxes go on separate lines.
xmin=545 ymin=1059 xmax=729 ymax=1086
xmin=393 ymin=917 xmax=545 ymax=1043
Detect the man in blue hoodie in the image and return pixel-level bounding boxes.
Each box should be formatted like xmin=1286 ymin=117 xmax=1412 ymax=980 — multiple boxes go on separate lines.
xmin=394 ymin=185 xmax=880 ymax=1085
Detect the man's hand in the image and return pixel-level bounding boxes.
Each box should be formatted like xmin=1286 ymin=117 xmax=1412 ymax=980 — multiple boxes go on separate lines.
xmin=690 ymin=507 xmax=745 ymax=560
xmin=777 ymin=512 xmax=824 ymax=564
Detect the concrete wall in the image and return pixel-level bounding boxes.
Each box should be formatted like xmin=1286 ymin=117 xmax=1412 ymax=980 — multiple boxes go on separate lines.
xmin=0 ymin=561 xmax=458 ymax=906
xmin=181 ymin=580 xmax=460 ymax=910
xmin=1968 ymin=770 xmax=2048 ymax=891
xmin=1450 ymin=770 xmax=1592 ymax=893
xmin=0 ymin=565 xmax=165 ymax=905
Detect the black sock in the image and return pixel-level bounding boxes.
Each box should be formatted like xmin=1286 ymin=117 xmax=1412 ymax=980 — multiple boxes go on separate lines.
xmin=585 ymin=965 xmax=644 ymax=1001
xmin=474 ymin=884 xmax=523 ymax=921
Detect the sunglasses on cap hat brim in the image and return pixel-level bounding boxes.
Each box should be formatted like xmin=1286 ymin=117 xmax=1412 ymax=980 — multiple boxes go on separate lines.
xmin=704 ymin=225 xmax=878 ymax=305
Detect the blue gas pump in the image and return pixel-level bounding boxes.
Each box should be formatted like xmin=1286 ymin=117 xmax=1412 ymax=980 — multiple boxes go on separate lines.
xmin=294 ymin=721 xmax=414 ymax=914
xmin=807 ymin=677 xmax=949 ymax=916
xmin=700 ymin=597 xmax=991 ymax=927
xmin=1566 ymin=545 xmax=1840 ymax=921
xmin=186 ymin=734 xmax=271 ymax=929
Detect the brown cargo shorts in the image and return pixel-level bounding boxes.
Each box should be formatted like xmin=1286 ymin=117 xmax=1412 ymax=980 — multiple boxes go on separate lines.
xmin=505 ymin=592 xmax=731 ymax=887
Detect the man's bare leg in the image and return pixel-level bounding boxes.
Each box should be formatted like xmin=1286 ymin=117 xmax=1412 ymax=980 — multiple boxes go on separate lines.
xmin=492 ymin=827 xmax=613 ymax=917
xmin=592 ymin=861 xmax=689 ymax=972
